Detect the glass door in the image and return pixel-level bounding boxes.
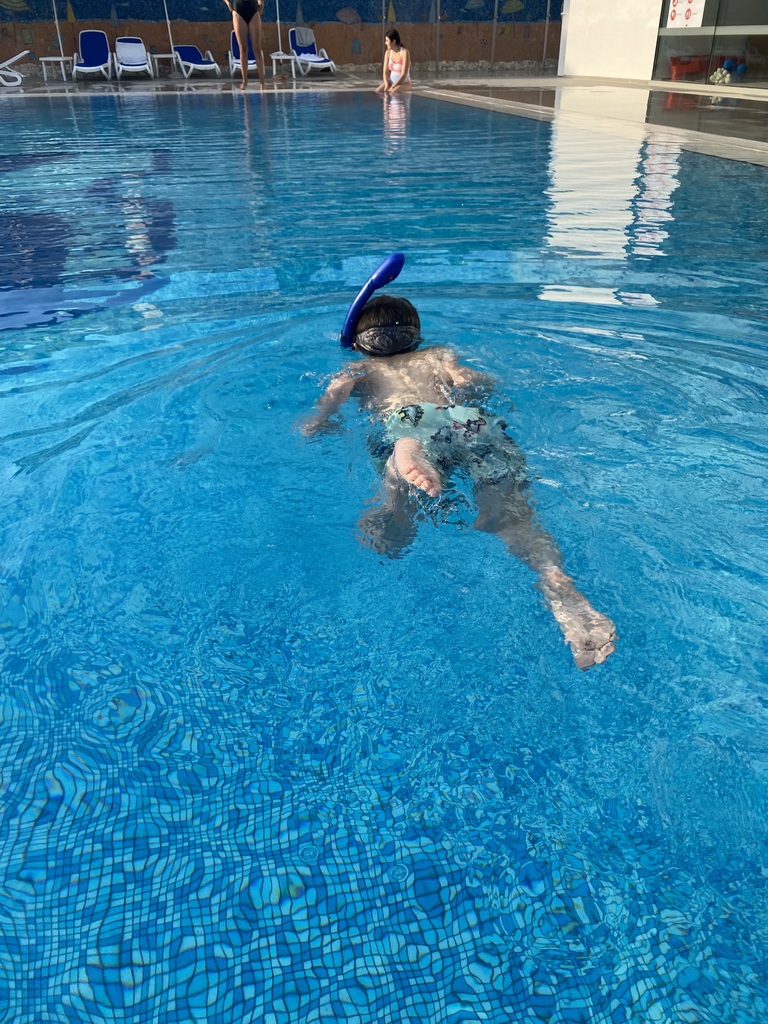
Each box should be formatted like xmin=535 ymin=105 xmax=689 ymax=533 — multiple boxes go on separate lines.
xmin=653 ymin=0 xmax=768 ymax=87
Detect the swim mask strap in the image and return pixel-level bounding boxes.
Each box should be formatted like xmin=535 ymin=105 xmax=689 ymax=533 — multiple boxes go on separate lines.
xmin=340 ymin=252 xmax=406 ymax=347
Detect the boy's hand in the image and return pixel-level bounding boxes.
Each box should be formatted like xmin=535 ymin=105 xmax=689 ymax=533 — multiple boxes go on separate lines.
xmin=300 ymin=370 xmax=356 ymax=437
xmin=299 ymin=415 xmax=344 ymax=437
xmin=299 ymin=416 xmax=325 ymax=437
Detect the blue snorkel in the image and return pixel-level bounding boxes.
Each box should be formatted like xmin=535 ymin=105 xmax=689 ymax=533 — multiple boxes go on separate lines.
xmin=340 ymin=252 xmax=406 ymax=347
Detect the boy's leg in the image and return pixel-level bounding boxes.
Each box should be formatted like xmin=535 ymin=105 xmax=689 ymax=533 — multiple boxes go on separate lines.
xmin=358 ymin=437 xmax=442 ymax=557
xmin=473 ymin=477 xmax=616 ymax=669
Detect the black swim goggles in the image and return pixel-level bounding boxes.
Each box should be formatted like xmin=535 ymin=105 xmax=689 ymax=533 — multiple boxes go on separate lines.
xmin=353 ymin=324 xmax=421 ymax=356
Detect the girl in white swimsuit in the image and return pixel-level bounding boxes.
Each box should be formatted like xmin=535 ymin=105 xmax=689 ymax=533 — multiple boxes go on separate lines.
xmin=377 ymin=29 xmax=411 ymax=92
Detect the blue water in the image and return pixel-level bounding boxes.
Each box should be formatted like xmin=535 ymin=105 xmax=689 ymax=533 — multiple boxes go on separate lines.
xmin=1 ymin=91 xmax=767 ymax=1023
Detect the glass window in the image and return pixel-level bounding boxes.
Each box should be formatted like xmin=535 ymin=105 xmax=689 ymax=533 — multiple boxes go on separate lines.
xmin=654 ymin=0 xmax=768 ymax=86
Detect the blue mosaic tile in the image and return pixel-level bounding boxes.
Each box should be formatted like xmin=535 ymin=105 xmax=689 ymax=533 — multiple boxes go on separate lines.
xmin=1 ymin=90 xmax=768 ymax=1024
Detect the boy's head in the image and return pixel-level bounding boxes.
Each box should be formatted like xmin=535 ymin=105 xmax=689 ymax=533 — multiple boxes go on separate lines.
xmin=353 ymin=295 xmax=421 ymax=357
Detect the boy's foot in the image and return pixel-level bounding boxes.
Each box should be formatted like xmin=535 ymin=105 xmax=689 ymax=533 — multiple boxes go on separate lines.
xmin=390 ymin=437 xmax=442 ymax=497
xmin=559 ymin=608 xmax=617 ymax=670
xmin=540 ymin=568 xmax=617 ymax=670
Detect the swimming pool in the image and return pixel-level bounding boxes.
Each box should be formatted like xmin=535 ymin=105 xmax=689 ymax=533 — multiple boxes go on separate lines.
xmin=1 ymin=90 xmax=767 ymax=1023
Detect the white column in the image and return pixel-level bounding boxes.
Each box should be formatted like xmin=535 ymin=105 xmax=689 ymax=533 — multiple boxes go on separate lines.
xmin=558 ymin=0 xmax=665 ymax=81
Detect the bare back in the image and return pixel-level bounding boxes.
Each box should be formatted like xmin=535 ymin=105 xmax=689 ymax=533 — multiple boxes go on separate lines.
xmin=347 ymin=346 xmax=493 ymax=417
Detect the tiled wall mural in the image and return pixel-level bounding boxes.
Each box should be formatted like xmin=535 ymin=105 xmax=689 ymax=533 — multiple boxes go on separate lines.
xmin=0 ymin=0 xmax=560 ymax=26
xmin=1 ymin=0 xmax=560 ymax=73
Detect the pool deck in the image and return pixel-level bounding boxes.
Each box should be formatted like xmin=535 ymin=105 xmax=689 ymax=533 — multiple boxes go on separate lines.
xmin=3 ymin=66 xmax=768 ymax=167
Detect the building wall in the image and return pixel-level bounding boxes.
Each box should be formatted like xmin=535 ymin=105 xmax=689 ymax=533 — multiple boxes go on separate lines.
xmin=0 ymin=19 xmax=560 ymax=67
xmin=558 ymin=0 xmax=664 ymax=81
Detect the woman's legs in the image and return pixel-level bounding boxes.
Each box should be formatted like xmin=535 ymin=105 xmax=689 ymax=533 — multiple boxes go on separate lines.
xmin=388 ymin=72 xmax=411 ymax=92
xmin=233 ymin=12 xmax=251 ymax=88
xmin=248 ymin=13 xmax=266 ymax=88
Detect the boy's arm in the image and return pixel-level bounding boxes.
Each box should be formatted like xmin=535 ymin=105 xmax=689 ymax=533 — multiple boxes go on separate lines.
xmin=440 ymin=348 xmax=496 ymax=395
xmin=300 ymin=369 xmax=358 ymax=436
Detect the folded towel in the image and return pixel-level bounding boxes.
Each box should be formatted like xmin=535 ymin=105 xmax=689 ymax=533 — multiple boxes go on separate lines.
xmin=293 ymin=26 xmax=315 ymax=47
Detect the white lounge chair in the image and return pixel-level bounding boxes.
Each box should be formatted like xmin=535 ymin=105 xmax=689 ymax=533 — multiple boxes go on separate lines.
xmin=173 ymin=45 xmax=221 ymax=78
xmin=114 ymin=36 xmax=153 ymax=79
xmin=289 ymin=27 xmax=336 ymax=75
xmin=227 ymin=31 xmax=258 ymax=78
xmin=0 ymin=50 xmax=30 ymax=87
xmin=72 ymin=30 xmax=112 ymax=80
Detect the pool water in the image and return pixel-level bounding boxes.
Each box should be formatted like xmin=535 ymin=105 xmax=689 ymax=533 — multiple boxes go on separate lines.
xmin=1 ymin=91 xmax=767 ymax=1023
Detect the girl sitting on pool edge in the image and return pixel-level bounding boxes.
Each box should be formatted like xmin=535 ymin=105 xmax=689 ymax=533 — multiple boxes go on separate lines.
xmin=301 ymin=286 xmax=617 ymax=671
xmin=377 ymin=30 xmax=412 ymax=93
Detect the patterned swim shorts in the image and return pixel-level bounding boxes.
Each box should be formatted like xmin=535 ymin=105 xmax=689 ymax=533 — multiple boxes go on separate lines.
xmin=382 ymin=403 xmax=524 ymax=485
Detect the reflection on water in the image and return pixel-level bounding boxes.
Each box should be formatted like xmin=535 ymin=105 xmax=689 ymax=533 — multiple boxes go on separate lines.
xmin=647 ymin=89 xmax=768 ymax=143
xmin=545 ymin=122 xmax=641 ymax=260
xmin=383 ymin=93 xmax=410 ymax=154
xmin=543 ymin=125 xmax=683 ymax=305
xmin=633 ymin=140 xmax=681 ymax=257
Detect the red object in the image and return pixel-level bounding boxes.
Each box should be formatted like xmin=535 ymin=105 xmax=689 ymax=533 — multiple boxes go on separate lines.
xmin=663 ymin=91 xmax=698 ymax=111
xmin=669 ymin=55 xmax=708 ymax=79
xmin=669 ymin=54 xmax=742 ymax=80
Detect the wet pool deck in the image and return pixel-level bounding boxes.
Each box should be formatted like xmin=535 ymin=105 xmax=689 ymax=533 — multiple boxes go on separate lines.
xmin=3 ymin=66 xmax=768 ymax=167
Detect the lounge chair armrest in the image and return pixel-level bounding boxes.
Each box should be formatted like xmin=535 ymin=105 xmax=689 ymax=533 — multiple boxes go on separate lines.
xmin=204 ymin=51 xmax=216 ymax=62
xmin=319 ymin=48 xmax=329 ymax=58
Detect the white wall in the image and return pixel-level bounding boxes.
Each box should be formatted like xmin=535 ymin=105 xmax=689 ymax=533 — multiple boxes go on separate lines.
xmin=559 ymin=0 xmax=665 ymax=81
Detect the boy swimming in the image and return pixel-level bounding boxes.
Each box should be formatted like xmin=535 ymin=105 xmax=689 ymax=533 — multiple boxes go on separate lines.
xmin=302 ymin=268 xmax=617 ymax=670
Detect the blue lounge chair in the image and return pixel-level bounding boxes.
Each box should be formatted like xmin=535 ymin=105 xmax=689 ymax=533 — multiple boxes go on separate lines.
xmin=227 ymin=31 xmax=258 ymax=78
xmin=114 ymin=37 xmax=153 ymax=79
xmin=0 ymin=50 xmax=29 ymax=87
xmin=72 ymin=30 xmax=112 ymax=80
xmin=288 ymin=27 xmax=336 ymax=76
xmin=173 ymin=45 xmax=221 ymax=78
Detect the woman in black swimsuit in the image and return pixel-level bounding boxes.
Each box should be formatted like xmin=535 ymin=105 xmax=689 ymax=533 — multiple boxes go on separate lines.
xmin=223 ymin=0 xmax=266 ymax=89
